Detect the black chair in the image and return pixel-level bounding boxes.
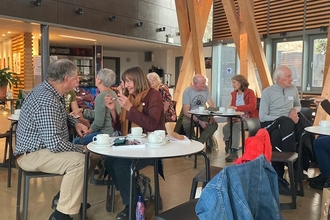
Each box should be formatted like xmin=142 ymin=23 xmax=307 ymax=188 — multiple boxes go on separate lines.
xmin=300 ymin=107 xmax=314 ymax=123
xmin=189 ymin=166 xmax=223 ymax=200
xmin=244 ymin=118 xmax=303 ymax=210
xmin=155 ymin=199 xmax=199 ymax=220
xmin=300 ymin=99 xmax=312 ymax=108
xmin=16 ymin=167 xmax=63 ymax=220
xmin=244 ymin=118 xmax=261 ymax=137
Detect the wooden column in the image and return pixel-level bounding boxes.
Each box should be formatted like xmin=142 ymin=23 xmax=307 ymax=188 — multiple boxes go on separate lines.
xmin=174 ymin=0 xmax=212 ymax=114
xmin=222 ymin=0 xmax=272 ymax=97
xmin=314 ymin=19 xmax=330 ymax=125
xmin=11 ymin=33 xmax=33 ymax=98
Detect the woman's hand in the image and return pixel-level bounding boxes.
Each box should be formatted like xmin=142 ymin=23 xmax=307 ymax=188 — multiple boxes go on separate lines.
xmin=310 ymin=97 xmax=326 ymax=106
xmin=117 ymin=93 xmax=133 ymax=111
xmin=104 ymin=94 xmax=117 ymax=110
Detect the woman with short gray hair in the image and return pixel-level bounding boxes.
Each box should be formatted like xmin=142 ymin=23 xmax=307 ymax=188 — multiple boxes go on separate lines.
xmin=73 ymin=68 xmax=121 ymax=145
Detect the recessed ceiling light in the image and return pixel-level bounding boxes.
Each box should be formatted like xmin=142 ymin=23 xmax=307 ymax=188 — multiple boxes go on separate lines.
xmin=7 ymin=31 xmax=11 ymax=34
xmin=59 ymin=35 xmax=97 ymax=42
xmin=32 ymin=36 xmax=35 ymax=39
xmin=2 ymin=34 xmax=5 ymax=37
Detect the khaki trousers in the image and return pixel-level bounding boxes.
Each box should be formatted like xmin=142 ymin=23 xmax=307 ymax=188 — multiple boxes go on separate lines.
xmin=17 ymin=148 xmax=85 ymax=215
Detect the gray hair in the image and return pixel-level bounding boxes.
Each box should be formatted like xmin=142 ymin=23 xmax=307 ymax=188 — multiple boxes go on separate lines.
xmin=97 ymin=68 xmax=116 ymax=87
xmin=147 ymin=72 xmax=161 ymax=83
xmin=272 ymin=66 xmax=291 ymax=83
xmin=193 ymin=74 xmax=204 ymax=84
xmin=47 ymin=59 xmax=78 ymax=82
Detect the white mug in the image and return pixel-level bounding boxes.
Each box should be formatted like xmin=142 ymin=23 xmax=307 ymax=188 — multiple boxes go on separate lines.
xmin=148 ymin=133 xmax=163 ymax=143
xmin=92 ymin=134 xmax=110 ymax=145
xmin=198 ymin=106 xmax=205 ymax=113
xmin=319 ymin=120 xmax=330 ymax=128
xmin=154 ymin=130 xmax=166 ymax=140
xmin=219 ymin=107 xmax=226 ymax=113
xmin=14 ymin=109 xmax=21 ymax=115
xmin=131 ymin=127 xmax=143 ymax=136
xmin=227 ymin=108 xmax=235 ymax=114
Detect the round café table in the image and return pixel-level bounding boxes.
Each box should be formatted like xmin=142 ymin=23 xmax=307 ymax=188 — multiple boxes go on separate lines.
xmin=82 ymin=137 xmax=209 ymax=220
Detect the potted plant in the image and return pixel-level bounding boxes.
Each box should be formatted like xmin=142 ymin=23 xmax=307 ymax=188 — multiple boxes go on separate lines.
xmin=0 ymin=68 xmax=21 ymax=98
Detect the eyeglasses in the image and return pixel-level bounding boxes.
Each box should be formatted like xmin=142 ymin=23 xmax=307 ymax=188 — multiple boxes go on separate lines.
xmin=124 ymin=79 xmax=133 ymax=84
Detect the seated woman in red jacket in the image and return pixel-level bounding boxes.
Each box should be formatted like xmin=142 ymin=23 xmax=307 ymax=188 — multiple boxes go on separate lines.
xmin=223 ymin=75 xmax=258 ymax=162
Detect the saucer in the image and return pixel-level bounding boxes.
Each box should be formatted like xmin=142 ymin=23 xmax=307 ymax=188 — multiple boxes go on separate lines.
xmin=10 ymin=114 xmax=19 ymax=120
xmin=90 ymin=141 xmax=113 ymax=147
xmin=145 ymin=141 xmax=166 ymax=147
xmin=127 ymin=133 xmax=147 ymax=138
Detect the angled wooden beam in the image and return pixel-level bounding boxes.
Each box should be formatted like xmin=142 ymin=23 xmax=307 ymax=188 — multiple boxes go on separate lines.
xmin=187 ymin=0 xmax=206 ymax=76
xmin=314 ymin=19 xmax=330 ymax=125
xmin=222 ymin=0 xmax=261 ymax=97
xmin=237 ymin=0 xmax=272 ymax=89
xmin=174 ymin=0 xmax=212 ymax=114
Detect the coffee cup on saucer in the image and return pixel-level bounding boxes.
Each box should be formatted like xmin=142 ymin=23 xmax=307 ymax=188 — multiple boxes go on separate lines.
xmin=92 ymin=134 xmax=110 ymax=145
xmin=319 ymin=120 xmax=330 ymax=128
xmin=219 ymin=107 xmax=226 ymax=113
xmin=226 ymin=108 xmax=235 ymax=114
xmin=131 ymin=127 xmax=143 ymax=136
xmin=198 ymin=106 xmax=205 ymax=113
xmin=154 ymin=130 xmax=166 ymax=140
xmin=148 ymin=133 xmax=163 ymax=143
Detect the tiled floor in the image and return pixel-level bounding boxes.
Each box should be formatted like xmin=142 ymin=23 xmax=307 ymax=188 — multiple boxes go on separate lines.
xmin=0 ymin=107 xmax=324 ymax=219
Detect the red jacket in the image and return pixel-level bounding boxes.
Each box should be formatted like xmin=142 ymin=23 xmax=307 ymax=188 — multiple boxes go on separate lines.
xmin=230 ymin=88 xmax=259 ymax=118
xmin=235 ymin=128 xmax=272 ymax=164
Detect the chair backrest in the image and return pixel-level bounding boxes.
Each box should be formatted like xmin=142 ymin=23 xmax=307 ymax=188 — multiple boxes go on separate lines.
xmin=300 ymin=99 xmax=312 ymax=108
xmin=300 ymin=107 xmax=314 ymax=123
xmin=245 ymin=118 xmax=261 ymax=137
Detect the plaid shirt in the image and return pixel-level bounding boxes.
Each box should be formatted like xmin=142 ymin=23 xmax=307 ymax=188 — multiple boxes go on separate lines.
xmin=15 ymin=80 xmax=83 ymax=155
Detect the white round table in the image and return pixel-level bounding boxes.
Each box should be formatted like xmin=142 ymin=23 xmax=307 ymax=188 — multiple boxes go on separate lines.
xmin=305 ymin=126 xmax=330 ymax=136
xmin=82 ymin=138 xmax=209 ymax=220
xmin=188 ymin=110 xmax=246 ymax=153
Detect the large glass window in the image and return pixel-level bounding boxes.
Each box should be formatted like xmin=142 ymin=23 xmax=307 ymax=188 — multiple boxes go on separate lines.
xmin=274 ymin=39 xmax=303 ymax=88
xmin=310 ymin=36 xmax=327 ymax=89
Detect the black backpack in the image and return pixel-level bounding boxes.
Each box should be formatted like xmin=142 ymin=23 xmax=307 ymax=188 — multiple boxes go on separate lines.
xmin=136 ymin=173 xmax=152 ymax=204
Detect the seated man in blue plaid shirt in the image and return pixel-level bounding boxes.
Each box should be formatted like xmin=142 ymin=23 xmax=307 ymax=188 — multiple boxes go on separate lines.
xmin=14 ymin=59 xmax=89 ymax=220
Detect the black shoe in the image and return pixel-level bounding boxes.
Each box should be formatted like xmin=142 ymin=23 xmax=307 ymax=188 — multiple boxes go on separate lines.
xmin=51 ymin=191 xmax=91 ymax=210
xmin=49 ymin=210 xmax=72 ymax=220
xmin=225 ymin=153 xmax=238 ymax=162
xmin=278 ymin=177 xmax=291 ymax=195
xmin=302 ymin=173 xmax=309 ymax=180
xmin=116 ymin=205 xmax=129 ymax=220
xmin=307 ymin=174 xmax=323 ymax=183
xmin=309 ymin=177 xmax=330 ymax=190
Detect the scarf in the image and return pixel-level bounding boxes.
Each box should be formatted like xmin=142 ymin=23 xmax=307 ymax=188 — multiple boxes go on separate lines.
xmin=120 ymin=88 xmax=150 ymax=135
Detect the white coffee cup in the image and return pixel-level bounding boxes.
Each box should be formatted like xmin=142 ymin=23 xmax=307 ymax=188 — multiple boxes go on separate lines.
xmin=198 ymin=106 xmax=205 ymax=113
xmin=219 ymin=107 xmax=226 ymax=113
xmin=319 ymin=120 xmax=330 ymax=128
xmin=154 ymin=130 xmax=165 ymax=141
xmin=15 ymin=109 xmax=21 ymax=115
xmin=131 ymin=127 xmax=143 ymax=136
xmin=92 ymin=134 xmax=110 ymax=145
xmin=148 ymin=133 xmax=163 ymax=143
xmin=227 ymin=108 xmax=235 ymax=114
